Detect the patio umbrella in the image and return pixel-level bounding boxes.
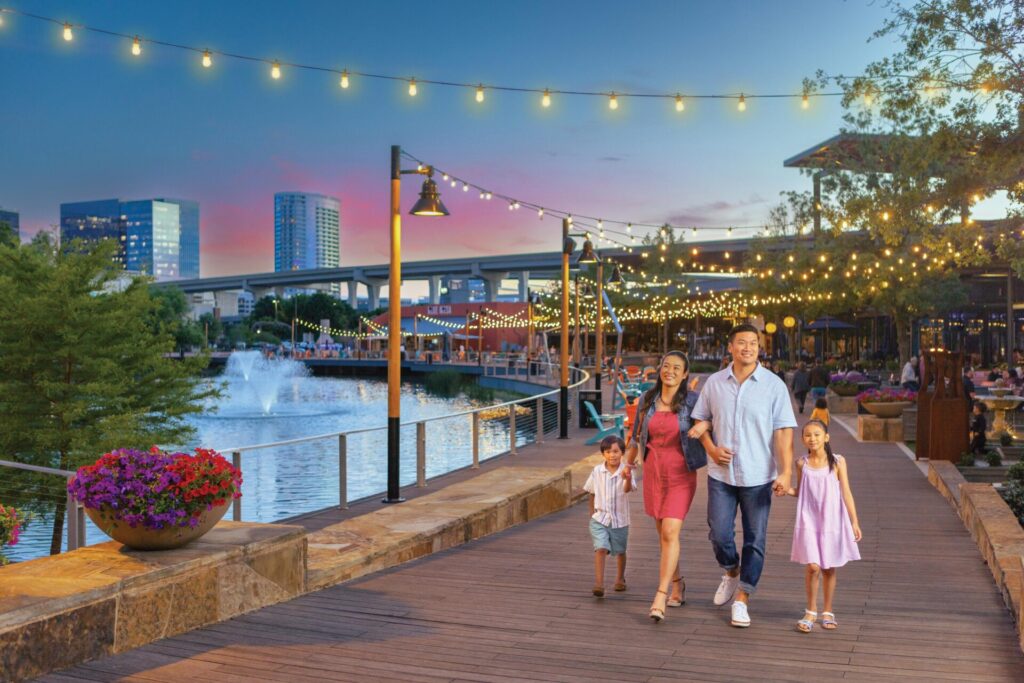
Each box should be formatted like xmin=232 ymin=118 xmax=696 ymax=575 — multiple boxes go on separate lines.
xmin=804 ymin=316 xmax=855 ymax=357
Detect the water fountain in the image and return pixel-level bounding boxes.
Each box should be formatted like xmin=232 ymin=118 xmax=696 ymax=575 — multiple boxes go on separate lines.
xmin=223 ymin=350 xmax=310 ymax=415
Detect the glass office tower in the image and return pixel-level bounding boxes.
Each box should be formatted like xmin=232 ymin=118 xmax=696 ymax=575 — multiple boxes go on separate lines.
xmin=274 ymin=192 xmax=341 ymax=294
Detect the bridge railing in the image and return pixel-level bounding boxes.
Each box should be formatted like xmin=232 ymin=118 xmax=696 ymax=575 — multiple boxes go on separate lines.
xmin=0 ymin=460 xmax=88 ymax=552
xmin=217 ymin=361 xmax=588 ymax=519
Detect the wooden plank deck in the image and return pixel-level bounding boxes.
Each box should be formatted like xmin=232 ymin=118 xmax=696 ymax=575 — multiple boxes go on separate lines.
xmin=44 ymin=410 xmax=1024 ymax=682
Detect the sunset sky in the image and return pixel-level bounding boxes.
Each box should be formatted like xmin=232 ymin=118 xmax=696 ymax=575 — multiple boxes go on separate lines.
xmin=2 ymin=1 xmax=905 ymax=277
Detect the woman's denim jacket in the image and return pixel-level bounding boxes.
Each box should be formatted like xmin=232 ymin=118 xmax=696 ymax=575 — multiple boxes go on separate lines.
xmin=629 ymin=390 xmax=707 ymax=471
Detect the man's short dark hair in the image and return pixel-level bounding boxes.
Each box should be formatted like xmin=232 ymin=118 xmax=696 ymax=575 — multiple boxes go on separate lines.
xmin=728 ymin=323 xmax=760 ymax=342
xmin=600 ymin=435 xmax=626 ymax=453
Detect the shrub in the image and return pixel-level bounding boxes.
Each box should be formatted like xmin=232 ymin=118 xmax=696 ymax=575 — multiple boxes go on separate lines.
xmin=986 ymin=450 xmax=1003 ymax=467
xmin=1000 ymin=432 xmax=1014 ymax=447
xmin=689 ymin=362 xmax=719 ymax=374
xmin=831 ymin=380 xmax=860 ymax=397
xmin=1007 ymin=461 xmax=1024 ymax=484
xmin=0 ymin=504 xmax=26 ymax=565
xmin=1000 ymin=483 xmax=1024 ymax=526
xmin=424 ymin=369 xmax=463 ymax=396
xmin=858 ymin=387 xmax=917 ymax=404
xmin=958 ymin=451 xmax=977 ymax=467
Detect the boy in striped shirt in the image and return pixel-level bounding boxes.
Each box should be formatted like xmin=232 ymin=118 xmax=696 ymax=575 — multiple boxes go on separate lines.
xmin=584 ymin=435 xmax=636 ymax=597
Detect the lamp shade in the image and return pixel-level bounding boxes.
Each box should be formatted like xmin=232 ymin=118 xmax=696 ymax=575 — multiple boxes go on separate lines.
xmin=409 ymin=178 xmax=450 ymax=216
xmin=765 ymin=322 xmax=778 ymax=334
xmin=607 ymin=264 xmax=623 ymax=288
xmin=576 ymin=239 xmax=600 ymax=264
xmin=783 ymin=315 xmax=797 ymax=328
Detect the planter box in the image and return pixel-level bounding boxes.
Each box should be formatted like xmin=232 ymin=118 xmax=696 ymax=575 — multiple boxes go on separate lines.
xmin=826 ymin=389 xmax=858 ymax=414
xmin=862 ymin=401 xmax=913 ymax=418
xmin=956 ymin=465 xmax=1010 ymax=484
xmin=857 ymin=415 xmax=904 ymax=442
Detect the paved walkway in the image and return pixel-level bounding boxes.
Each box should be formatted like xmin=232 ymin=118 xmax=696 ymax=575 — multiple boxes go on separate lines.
xmin=45 ymin=409 xmax=1024 ymax=682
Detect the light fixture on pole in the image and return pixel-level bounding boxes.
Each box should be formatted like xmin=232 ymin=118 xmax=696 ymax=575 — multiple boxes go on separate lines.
xmin=607 ymin=264 xmax=623 ymax=289
xmin=559 ymin=220 xmax=573 ymax=438
xmin=385 ymin=145 xmax=449 ymax=504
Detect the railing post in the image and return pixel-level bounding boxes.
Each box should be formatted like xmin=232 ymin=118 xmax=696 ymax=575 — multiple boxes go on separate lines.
xmin=76 ymin=501 xmax=86 ymax=549
xmin=536 ymin=397 xmax=544 ymax=443
xmin=232 ymin=450 xmax=242 ymax=521
xmin=338 ymin=434 xmax=348 ymax=509
xmin=65 ymin=485 xmax=79 ymax=551
xmin=416 ymin=421 xmax=427 ymax=487
xmin=509 ymin=405 xmax=517 ymax=454
xmin=472 ymin=411 xmax=480 ymax=469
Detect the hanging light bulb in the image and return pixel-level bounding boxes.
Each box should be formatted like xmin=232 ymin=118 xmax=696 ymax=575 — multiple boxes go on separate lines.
xmin=737 ymin=94 xmax=746 ymax=111
xmin=541 ymin=89 xmax=551 ymax=108
xmin=202 ymin=49 xmax=212 ymax=68
xmin=450 ymin=179 xmax=456 ymax=187
xmin=442 ymin=173 xmax=449 ymax=181
xmin=727 ymin=227 xmax=733 ymax=236
xmin=408 ymin=78 xmax=417 ymax=96
xmin=475 ymin=84 xmax=484 ymax=103
xmin=538 ymin=208 xmax=544 ymax=219
xmin=271 ymin=60 xmax=281 ymax=79
xmin=692 ymin=226 xmax=698 ymax=237
xmin=340 ymin=70 xmax=350 ymax=88
xmin=485 ymin=192 xmax=492 ymax=200
xmin=801 ymin=93 xmax=809 ymax=109
xmin=608 ymin=92 xmax=618 ymax=110
xmin=675 ymin=94 xmax=684 ymax=112
xmin=62 ymin=22 xmax=73 ymax=41
xmin=131 ymin=36 xmax=142 ymax=56
xmin=462 ymin=182 xmax=468 ymax=192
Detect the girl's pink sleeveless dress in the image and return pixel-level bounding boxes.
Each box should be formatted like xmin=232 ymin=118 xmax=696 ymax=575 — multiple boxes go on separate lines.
xmin=790 ymin=455 xmax=861 ymax=569
xmin=642 ymin=411 xmax=697 ymax=521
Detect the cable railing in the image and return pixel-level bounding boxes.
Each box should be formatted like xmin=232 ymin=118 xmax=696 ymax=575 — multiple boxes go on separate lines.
xmin=218 ymin=360 xmax=590 ymax=519
xmin=0 ymin=360 xmax=589 ymax=557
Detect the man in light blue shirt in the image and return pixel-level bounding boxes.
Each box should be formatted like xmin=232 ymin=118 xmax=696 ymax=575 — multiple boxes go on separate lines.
xmin=691 ymin=324 xmax=796 ymax=628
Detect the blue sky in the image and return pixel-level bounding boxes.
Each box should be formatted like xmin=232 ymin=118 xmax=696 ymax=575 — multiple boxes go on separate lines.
xmin=0 ymin=0 xmax=904 ymax=276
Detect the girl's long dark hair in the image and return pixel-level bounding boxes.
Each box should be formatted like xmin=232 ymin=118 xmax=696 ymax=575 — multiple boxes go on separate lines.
xmin=804 ymin=418 xmax=837 ymax=471
xmin=640 ymin=350 xmax=690 ymax=414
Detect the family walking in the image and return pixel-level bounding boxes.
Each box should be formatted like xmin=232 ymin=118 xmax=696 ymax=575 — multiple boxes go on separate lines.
xmin=584 ymin=324 xmax=862 ymax=632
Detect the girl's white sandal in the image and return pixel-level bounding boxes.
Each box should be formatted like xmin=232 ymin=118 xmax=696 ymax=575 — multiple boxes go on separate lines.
xmin=821 ymin=612 xmax=838 ymax=630
xmin=797 ymin=610 xmax=817 ymax=633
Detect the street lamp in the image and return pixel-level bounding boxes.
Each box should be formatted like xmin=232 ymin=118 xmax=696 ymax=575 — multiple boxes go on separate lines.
xmin=783 ymin=315 xmax=797 ymax=363
xmin=575 ymin=239 xmax=603 ymax=391
xmin=559 ymin=219 xmax=573 ymax=438
xmin=385 ymin=145 xmax=449 ymax=504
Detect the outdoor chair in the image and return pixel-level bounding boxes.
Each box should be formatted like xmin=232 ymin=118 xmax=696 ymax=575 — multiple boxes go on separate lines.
xmin=625 ymin=365 xmax=642 ymax=383
xmin=642 ymin=366 xmax=657 ymax=381
xmin=638 ymin=380 xmax=656 ymax=392
xmin=583 ymin=400 xmax=625 ymax=446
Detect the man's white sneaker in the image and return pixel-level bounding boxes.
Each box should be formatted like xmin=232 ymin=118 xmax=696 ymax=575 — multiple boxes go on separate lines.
xmin=713 ymin=573 xmax=740 ymax=606
xmin=730 ymin=601 xmax=751 ymax=628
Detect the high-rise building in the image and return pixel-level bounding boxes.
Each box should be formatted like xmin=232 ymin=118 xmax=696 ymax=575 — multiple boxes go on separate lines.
xmin=60 ymin=198 xmax=200 ymax=281
xmin=274 ymin=192 xmax=341 ymax=274
xmin=0 ymin=208 xmax=19 ymax=242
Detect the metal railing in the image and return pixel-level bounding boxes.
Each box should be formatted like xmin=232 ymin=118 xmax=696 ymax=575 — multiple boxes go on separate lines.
xmin=219 ymin=360 xmax=589 ymax=519
xmin=0 ymin=459 xmax=87 ymax=551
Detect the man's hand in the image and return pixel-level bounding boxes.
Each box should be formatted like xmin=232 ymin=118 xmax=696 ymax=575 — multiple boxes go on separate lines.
xmin=709 ymin=445 xmax=734 ymax=466
xmin=772 ymin=473 xmax=791 ymax=496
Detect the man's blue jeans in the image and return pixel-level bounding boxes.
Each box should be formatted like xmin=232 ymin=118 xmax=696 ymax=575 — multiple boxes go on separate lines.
xmin=707 ymin=477 xmax=773 ymax=595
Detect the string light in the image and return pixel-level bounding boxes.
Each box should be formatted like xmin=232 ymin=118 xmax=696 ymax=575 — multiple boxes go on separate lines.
xmin=801 ymin=93 xmax=809 ymax=109
xmin=737 ymin=94 xmax=746 ymax=112
xmin=608 ymin=92 xmax=618 ymax=110
xmin=131 ymin=36 xmax=141 ymax=56
xmin=675 ymin=94 xmax=684 ymax=112
xmin=270 ymin=60 xmax=281 ymax=79
xmin=202 ymin=49 xmax=212 ymax=68
xmin=475 ymin=84 xmax=484 ymax=103
xmin=62 ymin=22 xmax=72 ymax=41
xmin=340 ymin=70 xmax=349 ymax=88
xmin=542 ymin=89 xmax=551 ymax=108
xmin=408 ymin=78 xmax=417 ymax=96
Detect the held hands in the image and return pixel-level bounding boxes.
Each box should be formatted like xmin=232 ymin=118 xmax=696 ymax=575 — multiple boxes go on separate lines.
xmin=771 ymin=473 xmax=790 ymax=497
xmin=785 ymin=487 xmax=796 ymax=497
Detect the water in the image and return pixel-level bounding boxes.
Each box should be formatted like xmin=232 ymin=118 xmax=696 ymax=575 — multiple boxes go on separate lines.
xmin=5 ymin=353 xmax=537 ymax=563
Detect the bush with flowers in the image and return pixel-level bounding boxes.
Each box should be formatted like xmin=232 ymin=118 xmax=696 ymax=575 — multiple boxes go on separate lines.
xmin=857 ymin=387 xmax=917 ymax=404
xmin=0 ymin=503 xmax=26 ymax=565
xmin=67 ymin=447 xmax=242 ymax=531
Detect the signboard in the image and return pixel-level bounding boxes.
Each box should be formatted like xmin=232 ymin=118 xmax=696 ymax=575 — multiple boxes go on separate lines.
xmin=426 ymin=305 xmax=452 ymax=315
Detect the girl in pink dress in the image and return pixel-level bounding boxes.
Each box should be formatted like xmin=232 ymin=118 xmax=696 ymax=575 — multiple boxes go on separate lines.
xmin=787 ymin=419 xmax=862 ymax=633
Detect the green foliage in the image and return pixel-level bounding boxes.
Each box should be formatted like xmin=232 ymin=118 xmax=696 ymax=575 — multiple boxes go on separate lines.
xmin=986 ymin=450 xmax=1003 ymax=467
xmin=423 ymin=370 xmax=495 ymax=402
xmin=0 ymin=236 xmax=217 ymax=554
xmin=1000 ymin=483 xmax=1024 ymax=526
xmin=958 ymin=451 xmax=977 ymax=467
xmin=1000 ymin=432 xmax=1014 ymax=447
xmin=689 ymin=362 xmax=719 ymax=374
xmin=1008 ymin=461 xmax=1024 ymax=484
xmin=251 ymin=292 xmax=360 ymax=334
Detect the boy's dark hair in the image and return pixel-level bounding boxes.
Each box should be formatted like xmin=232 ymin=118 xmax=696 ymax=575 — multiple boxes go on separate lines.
xmin=815 ymin=397 xmax=828 ymax=410
xmin=728 ymin=323 xmax=760 ymax=342
xmin=974 ymin=401 xmax=988 ymax=413
xmin=600 ymin=434 xmax=626 ymax=453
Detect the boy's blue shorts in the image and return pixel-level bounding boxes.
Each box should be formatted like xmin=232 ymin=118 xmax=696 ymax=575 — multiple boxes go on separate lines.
xmin=589 ymin=518 xmax=628 ymax=556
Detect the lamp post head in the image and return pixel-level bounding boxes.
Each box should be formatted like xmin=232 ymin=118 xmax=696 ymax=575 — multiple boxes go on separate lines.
xmin=409 ymin=177 xmax=450 ymax=216
xmin=576 ymin=238 xmax=600 ymax=265
xmin=607 ymin=264 xmax=624 ymax=288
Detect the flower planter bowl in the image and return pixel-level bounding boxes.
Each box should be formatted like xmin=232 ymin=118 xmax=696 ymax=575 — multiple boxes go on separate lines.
xmin=84 ymin=502 xmax=230 ymax=551
xmin=861 ymin=401 xmax=913 ymax=418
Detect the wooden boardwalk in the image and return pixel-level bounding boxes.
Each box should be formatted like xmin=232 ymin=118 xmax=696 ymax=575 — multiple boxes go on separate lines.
xmin=44 ymin=412 xmax=1024 ymax=682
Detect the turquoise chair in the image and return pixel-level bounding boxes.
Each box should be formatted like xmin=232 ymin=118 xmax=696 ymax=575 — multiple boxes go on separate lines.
xmin=638 ymin=381 xmax=656 ymax=392
xmin=583 ymin=400 xmax=625 ymax=446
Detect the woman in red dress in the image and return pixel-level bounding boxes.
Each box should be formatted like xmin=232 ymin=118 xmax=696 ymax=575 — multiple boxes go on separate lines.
xmin=625 ymin=351 xmax=705 ymax=622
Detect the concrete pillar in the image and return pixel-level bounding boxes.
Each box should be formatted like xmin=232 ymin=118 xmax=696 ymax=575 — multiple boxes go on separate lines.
xmin=518 ymin=271 xmax=530 ymax=302
xmin=347 ymin=281 xmax=358 ymax=309
xmin=428 ymin=276 xmax=441 ymax=305
xmin=482 ymin=275 xmax=504 ymax=303
xmin=367 ymin=283 xmax=381 ymax=310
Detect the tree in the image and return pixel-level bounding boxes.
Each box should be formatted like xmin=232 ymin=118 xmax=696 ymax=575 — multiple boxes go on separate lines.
xmin=149 ymin=285 xmax=204 ymax=352
xmin=0 ymin=236 xmax=216 ymax=554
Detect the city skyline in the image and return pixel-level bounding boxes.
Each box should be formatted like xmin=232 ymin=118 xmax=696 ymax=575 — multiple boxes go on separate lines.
xmin=1 ymin=0 xmax=955 ymax=279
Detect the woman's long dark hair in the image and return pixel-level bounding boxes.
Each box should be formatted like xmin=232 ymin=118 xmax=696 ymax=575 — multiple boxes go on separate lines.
xmin=640 ymin=350 xmax=690 ymax=414
xmin=804 ymin=418 xmax=837 ymax=472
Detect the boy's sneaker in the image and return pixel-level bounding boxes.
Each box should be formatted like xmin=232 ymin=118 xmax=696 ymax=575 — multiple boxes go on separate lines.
xmin=713 ymin=573 xmax=740 ymax=606
xmin=730 ymin=601 xmax=751 ymax=628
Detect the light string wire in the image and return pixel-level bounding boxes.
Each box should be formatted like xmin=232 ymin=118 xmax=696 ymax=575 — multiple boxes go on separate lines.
xmin=1 ymin=5 xmax=927 ymax=108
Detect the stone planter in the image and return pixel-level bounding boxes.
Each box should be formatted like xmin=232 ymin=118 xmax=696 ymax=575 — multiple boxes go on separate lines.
xmin=826 ymin=389 xmax=858 ymax=414
xmin=956 ymin=465 xmax=1011 ymax=484
xmin=861 ymin=401 xmax=913 ymax=418
xmin=84 ymin=502 xmax=231 ymax=550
